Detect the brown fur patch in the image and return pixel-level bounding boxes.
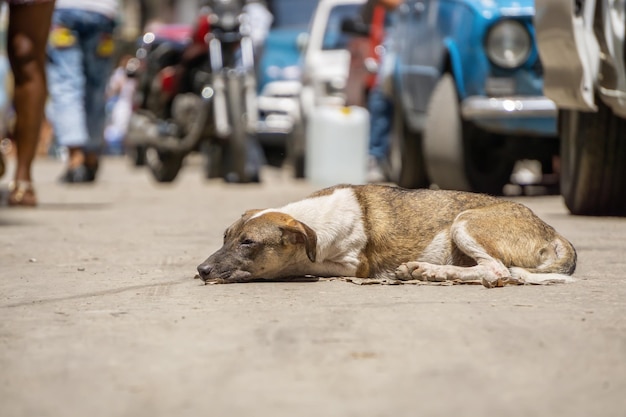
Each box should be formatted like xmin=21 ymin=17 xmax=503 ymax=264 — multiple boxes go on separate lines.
xmin=350 ymin=185 xmax=501 ymax=277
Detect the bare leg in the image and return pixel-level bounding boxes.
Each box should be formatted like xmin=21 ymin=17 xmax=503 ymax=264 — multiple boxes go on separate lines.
xmin=7 ymin=1 xmax=55 ymax=205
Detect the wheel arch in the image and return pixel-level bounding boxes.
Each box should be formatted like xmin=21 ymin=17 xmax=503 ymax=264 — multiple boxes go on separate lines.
xmin=442 ymin=38 xmax=466 ymax=99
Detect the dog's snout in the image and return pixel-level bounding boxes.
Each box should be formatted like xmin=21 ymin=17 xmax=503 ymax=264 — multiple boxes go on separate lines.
xmin=197 ymin=263 xmax=214 ymax=281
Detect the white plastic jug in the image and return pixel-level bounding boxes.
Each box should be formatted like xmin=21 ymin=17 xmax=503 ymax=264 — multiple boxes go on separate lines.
xmin=305 ymin=105 xmax=370 ymax=187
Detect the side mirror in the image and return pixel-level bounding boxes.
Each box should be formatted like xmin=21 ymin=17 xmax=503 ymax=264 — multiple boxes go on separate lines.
xmin=340 ymin=16 xmax=370 ymax=37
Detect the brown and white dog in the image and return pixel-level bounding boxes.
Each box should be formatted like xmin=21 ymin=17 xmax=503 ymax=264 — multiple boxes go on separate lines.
xmin=197 ymin=184 xmax=577 ymax=288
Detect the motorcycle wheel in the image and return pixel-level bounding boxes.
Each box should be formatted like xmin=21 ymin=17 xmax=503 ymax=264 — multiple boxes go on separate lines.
xmin=224 ymin=73 xmax=249 ymax=183
xmin=127 ymin=144 xmax=147 ymax=167
xmin=145 ymin=147 xmax=184 ymax=183
xmin=288 ymin=117 xmax=306 ymax=179
xmin=201 ymin=141 xmax=222 ymax=179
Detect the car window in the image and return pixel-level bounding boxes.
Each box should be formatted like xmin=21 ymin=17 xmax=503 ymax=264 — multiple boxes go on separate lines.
xmin=270 ymin=0 xmax=320 ymax=29
xmin=322 ymin=4 xmax=362 ymax=50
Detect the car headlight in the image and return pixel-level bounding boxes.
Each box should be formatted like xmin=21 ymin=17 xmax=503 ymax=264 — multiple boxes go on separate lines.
xmin=486 ymin=20 xmax=531 ymax=69
xmin=265 ymin=65 xmax=302 ymax=81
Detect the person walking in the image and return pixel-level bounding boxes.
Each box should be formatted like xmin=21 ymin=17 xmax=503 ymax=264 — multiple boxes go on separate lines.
xmin=366 ymin=0 xmax=401 ymax=183
xmin=46 ymin=0 xmax=118 ymax=183
xmin=104 ymin=54 xmax=136 ymax=155
xmin=3 ymin=0 xmax=55 ymax=206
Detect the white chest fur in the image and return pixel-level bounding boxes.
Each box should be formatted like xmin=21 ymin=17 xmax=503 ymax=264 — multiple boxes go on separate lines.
xmin=254 ymin=188 xmax=367 ymax=275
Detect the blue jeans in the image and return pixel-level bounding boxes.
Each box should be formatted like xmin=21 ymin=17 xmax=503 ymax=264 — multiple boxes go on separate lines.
xmin=368 ymin=84 xmax=393 ymax=161
xmin=46 ymin=9 xmax=116 ymax=152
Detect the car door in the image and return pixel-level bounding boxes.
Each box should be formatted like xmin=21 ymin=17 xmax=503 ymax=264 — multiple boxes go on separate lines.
xmin=395 ymin=0 xmax=439 ymax=128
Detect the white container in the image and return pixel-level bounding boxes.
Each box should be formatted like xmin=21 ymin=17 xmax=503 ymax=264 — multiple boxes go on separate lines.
xmin=305 ymin=105 xmax=370 ymax=187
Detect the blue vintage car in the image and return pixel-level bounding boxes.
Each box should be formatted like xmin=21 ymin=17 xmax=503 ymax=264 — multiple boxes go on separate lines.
xmin=256 ymin=0 xmax=319 ymax=148
xmin=390 ymin=0 xmax=558 ymax=194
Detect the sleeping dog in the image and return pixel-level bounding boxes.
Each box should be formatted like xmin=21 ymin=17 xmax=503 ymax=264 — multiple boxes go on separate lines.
xmin=197 ymin=184 xmax=576 ymax=288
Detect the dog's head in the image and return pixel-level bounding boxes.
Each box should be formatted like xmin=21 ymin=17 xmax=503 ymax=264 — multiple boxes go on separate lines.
xmin=197 ymin=210 xmax=317 ymax=282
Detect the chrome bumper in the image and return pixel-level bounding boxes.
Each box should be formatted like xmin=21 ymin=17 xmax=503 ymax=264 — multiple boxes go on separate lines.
xmin=256 ymin=95 xmax=300 ymax=135
xmin=461 ymin=96 xmax=558 ymax=119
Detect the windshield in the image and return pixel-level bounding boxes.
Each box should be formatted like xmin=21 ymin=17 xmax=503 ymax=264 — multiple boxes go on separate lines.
xmin=270 ymin=0 xmax=319 ymax=29
xmin=322 ymin=3 xmax=362 ymax=50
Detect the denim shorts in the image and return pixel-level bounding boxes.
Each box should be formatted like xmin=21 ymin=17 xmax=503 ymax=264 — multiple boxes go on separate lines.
xmin=5 ymin=0 xmax=54 ymax=4
xmin=46 ymin=9 xmax=116 ymax=151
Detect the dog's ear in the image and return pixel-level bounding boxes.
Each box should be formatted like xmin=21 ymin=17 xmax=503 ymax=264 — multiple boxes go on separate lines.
xmin=280 ymin=220 xmax=317 ymax=262
xmin=241 ymin=209 xmax=263 ymax=221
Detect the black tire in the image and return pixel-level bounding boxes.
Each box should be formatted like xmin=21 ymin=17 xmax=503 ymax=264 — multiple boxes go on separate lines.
xmin=225 ymin=73 xmax=248 ymax=182
xmin=127 ymin=144 xmax=146 ymax=167
xmin=201 ymin=141 xmax=222 ymax=180
xmin=145 ymin=147 xmax=184 ymax=183
xmin=293 ymin=155 xmax=305 ymax=179
xmin=389 ymin=97 xmax=429 ymax=189
xmin=423 ymin=73 xmax=513 ymax=195
xmin=288 ymin=118 xmax=306 ymax=178
xmin=559 ymin=99 xmax=626 ymax=216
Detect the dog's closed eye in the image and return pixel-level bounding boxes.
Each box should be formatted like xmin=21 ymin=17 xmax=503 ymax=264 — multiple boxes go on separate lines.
xmin=240 ymin=239 xmax=256 ymax=247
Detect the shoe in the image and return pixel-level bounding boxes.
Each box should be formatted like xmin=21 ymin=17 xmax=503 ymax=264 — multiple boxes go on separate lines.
xmin=8 ymin=181 xmax=37 ymax=207
xmin=59 ymin=163 xmax=98 ymax=183
xmin=223 ymin=171 xmax=261 ymax=184
xmin=367 ymin=156 xmax=387 ymax=183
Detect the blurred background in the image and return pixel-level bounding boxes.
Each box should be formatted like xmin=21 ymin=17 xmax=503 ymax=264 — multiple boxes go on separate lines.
xmin=0 ymin=0 xmax=624 ymax=215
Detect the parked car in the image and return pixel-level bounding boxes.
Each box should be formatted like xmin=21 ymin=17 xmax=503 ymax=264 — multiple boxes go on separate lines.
xmin=300 ymin=0 xmax=367 ymax=113
xmin=390 ymin=0 xmax=558 ymax=195
xmin=256 ymin=0 xmax=319 ymax=163
xmin=293 ymin=0 xmax=366 ymax=175
xmin=342 ymin=2 xmax=388 ymax=107
xmin=533 ymin=0 xmax=626 ymax=216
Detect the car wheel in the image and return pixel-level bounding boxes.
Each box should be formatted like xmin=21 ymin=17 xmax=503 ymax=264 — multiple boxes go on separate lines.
xmin=423 ymin=73 xmax=513 ymax=195
xmin=388 ymin=97 xmax=429 ymax=189
xmin=559 ymin=99 xmax=626 ymax=216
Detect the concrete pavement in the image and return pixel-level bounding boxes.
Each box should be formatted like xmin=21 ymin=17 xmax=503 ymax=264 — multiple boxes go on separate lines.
xmin=1 ymin=156 xmax=625 ymax=417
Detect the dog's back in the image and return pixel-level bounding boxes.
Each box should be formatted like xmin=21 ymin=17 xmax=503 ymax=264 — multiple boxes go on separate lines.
xmin=314 ymin=185 xmax=576 ymax=283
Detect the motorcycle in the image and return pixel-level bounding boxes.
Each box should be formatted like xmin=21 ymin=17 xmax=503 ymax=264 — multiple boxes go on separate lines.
xmin=126 ymin=0 xmax=259 ymax=183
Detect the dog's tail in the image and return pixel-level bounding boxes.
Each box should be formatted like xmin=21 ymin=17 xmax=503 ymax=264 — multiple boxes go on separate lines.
xmin=509 ymin=235 xmax=577 ymax=285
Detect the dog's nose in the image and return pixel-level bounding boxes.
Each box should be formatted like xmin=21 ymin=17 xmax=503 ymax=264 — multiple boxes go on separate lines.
xmin=197 ymin=263 xmax=214 ymax=281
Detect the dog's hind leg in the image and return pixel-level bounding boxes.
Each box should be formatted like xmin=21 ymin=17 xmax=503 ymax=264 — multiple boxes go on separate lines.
xmin=397 ymin=202 xmax=577 ymax=287
xmin=395 ymin=257 xmax=516 ymax=288
xmin=396 ymin=206 xmax=531 ymax=287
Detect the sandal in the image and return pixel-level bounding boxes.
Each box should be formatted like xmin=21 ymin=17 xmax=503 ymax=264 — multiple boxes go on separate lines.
xmin=8 ymin=181 xmax=37 ymax=207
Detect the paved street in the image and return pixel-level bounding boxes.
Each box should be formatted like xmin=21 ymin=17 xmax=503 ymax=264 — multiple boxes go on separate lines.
xmin=1 ymin=156 xmax=625 ymax=417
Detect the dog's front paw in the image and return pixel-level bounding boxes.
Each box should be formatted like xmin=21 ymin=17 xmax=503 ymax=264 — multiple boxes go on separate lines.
xmin=396 ymin=262 xmax=426 ymax=280
xmin=396 ymin=262 xmax=434 ymax=281
xmin=395 ymin=263 xmax=414 ymax=280
xmin=395 ymin=262 xmax=445 ymax=281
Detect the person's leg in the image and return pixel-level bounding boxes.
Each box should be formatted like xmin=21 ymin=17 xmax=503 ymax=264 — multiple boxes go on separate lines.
xmin=6 ymin=1 xmax=55 ymax=205
xmin=46 ymin=10 xmax=93 ymax=182
xmin=81 ymin=13 xmax=116 ymax=174
xmin=368 ymin=85 xmax=393 ymax=160
xmin=366 ymin=84 xmax=394 ymax=182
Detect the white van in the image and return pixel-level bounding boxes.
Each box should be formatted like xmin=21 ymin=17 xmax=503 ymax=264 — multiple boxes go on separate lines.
xmin=286 ymin=0 xmax=365 ymax=177
xmin=299 ymin=0 xmax=366 ymax=116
